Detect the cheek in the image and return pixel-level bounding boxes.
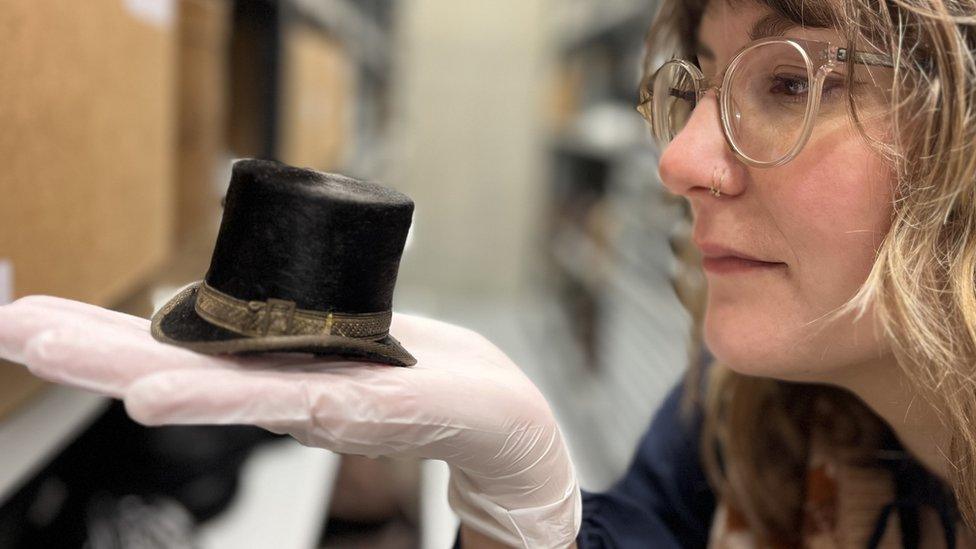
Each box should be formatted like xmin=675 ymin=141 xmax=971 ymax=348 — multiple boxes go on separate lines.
xmin=704 ymin=140 xmax=894 ymax=380
xmin=786 ymin=147 xmax=892 ymax=297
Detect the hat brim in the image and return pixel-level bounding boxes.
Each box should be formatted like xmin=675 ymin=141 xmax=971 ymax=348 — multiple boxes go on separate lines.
xmin=150 ymin=282 xmax=416 ymax=367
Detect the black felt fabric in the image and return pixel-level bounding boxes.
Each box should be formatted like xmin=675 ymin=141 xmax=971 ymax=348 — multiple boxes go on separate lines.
xmin=205 ymin=159 xmax=414 ymax=314
xmin=149 ymin=158 xmax=417 ymax=367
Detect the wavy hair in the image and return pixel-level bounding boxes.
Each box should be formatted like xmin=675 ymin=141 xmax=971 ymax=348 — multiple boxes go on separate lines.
xmin=648 ymin=0 xmax=976 ymax=544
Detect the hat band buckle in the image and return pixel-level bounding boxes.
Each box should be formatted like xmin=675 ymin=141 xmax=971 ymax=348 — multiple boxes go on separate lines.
xmin=194 ymin=281 xmax=391 ymax=340
xmin=250 ymin=298 xmax=297 ymax=336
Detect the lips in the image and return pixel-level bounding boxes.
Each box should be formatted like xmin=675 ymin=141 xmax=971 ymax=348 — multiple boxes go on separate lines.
xmin=694 ymin=241 xmax=786 ymax=275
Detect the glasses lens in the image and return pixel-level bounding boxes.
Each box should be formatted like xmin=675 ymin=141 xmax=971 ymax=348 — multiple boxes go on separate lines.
xmin=725 ymin=41 xmax=813 ymax=164
xmin=649 ymin=61 xmax=698 ymax=145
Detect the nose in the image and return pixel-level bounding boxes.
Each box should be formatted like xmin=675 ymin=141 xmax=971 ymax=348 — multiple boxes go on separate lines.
xmin=657 ymin=90 xmax=745 ymax=200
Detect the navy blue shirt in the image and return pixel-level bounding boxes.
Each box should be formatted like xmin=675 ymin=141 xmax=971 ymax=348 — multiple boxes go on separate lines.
xmin=575 ymin=378 xmax=714 ymax=548
xmin=455 ymin=377 xmax=960 ymax=548
xmin=576 ymin=379 xmax=961 ymax=548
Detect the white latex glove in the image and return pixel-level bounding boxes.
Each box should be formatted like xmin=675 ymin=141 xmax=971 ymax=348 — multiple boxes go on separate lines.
xmin=0 ymin=295 xmax=581 ymax=548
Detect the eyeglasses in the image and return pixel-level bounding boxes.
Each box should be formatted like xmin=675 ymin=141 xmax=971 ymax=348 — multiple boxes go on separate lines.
xmin=636 ymin=37 xmax=894 ymax=168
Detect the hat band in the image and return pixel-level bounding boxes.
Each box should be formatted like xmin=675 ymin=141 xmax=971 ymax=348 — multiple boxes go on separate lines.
xmin=194 ymin=281 xmax=392 ymax=341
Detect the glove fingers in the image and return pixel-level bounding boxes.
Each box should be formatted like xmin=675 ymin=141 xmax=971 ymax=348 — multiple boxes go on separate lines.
xmin=123 ymin=364 xmax=412 ymax=426
xmin=124 ymin=368 xmax=385 ymax=455
xmin=22 ymin=325 xmax=235 ymax=397
xmin=124 ymin=366 xmax=455 ymax=457
xmin=124 ymin=369 xmax=310 ymax=426
xmin=6 ymin=295 xmax=149 ymax=330
xmin=0 ymin=296 xmax=149 ymax=363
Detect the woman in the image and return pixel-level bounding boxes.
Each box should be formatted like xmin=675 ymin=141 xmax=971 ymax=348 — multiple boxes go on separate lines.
xmin=2 ymin=0 xmax=975 ymax=546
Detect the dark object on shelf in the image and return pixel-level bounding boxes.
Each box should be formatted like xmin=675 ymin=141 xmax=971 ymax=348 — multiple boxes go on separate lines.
xmin=0 ymin=402 xmax=278 ymax=548
xmin=84 ymin=494 xmax=198 ymax=549
xmin=151 ymin=158 xmax=417 ymax=367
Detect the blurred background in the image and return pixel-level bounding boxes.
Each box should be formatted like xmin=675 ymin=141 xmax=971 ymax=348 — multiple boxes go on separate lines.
xmin=0 ymin=1 xmax=695 ymax=547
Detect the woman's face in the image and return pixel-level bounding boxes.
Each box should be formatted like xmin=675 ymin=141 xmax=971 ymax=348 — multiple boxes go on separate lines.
xmin=658 ymin=0 xmax=895 ymax=382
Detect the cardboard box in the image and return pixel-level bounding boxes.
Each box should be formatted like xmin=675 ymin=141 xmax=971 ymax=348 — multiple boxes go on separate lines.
xmin=176 ymin=0 xmax=230 ymax=245
xmin=0 ymin=0 xmax=176 ymax=418
xmin=278 ymin=21 xmax=352 ymax=170
xmin=0 ymin=0 xmax=176 ymax=307
xmin=226 ymin=6 xmax=352 ymax=171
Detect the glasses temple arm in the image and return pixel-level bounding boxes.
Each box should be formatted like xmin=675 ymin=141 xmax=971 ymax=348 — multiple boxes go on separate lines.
xmin=837 ymin=47 xmax=895 ymax=68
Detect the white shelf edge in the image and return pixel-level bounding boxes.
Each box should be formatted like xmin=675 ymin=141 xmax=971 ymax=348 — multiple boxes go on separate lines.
xmin=420 ymin=459 xmax=458 ymax=549
xmin=197 ymin=440 xmax=341 ymax=549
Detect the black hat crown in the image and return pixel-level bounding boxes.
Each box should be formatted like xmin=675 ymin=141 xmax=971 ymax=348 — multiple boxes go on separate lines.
xmin=206 ymin=159 xmax=414 ymax=313
xmin=150 ymin=158 xmax=417 ymax=366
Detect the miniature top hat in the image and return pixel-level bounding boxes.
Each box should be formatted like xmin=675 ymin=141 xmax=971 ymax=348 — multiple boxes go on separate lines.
xmin=150 ymin=158 xmax=417 ymax=366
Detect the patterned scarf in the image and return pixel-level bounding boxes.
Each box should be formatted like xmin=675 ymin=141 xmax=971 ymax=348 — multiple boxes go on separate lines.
xmin=706 ymin=431 xmax=969 ymax=548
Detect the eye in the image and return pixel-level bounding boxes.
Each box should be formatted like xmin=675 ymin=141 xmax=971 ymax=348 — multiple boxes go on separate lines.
xmin=769 ymin=73 xmax=810 ymax=100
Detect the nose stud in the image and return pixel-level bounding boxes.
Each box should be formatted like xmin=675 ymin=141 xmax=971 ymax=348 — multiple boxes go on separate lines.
xmin=710 ymin=168 xmax=726 ymax=198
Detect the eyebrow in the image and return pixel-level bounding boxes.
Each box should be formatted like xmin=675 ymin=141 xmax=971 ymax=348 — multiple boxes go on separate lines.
xmin=749 ymin=13 xmax=799 ymax=40
xmin=695 ymin=13 xmax=798 ymax=60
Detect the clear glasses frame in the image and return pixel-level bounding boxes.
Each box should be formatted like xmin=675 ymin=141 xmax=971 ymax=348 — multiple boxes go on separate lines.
xmin=636 ymin=37 xmax=895 ymax=168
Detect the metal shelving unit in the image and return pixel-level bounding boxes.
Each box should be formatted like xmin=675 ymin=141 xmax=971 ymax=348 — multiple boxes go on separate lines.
xmin=539 ymin=0 xmax=694 ymax=490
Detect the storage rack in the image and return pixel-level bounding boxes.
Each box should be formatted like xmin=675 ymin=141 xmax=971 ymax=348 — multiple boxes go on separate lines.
xmin=0 ymin=1 xmax=397 ymax=546
xmin=535 ymin=0 xmax=693 ymax=490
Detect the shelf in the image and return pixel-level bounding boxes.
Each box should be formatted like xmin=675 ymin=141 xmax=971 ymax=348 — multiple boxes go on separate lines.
xmin=551 ymin=102 xmax=650 ymax=161
xmin=551 ymin=225 xmax=609 ymax=294
xmin=554 ymin=0 xmax=653 ymax=52
xmin=288 ymin=0 xmax=390 ymax=75
xmin=0 ymin=386 xmax=108 ymax=503
xmin=0 ymin=354 xmax=338 ymax=548
xmin=420 ymin=460 xmax=458 ymax=549
xmin=197 ymin=439 xmax=341 ymax=549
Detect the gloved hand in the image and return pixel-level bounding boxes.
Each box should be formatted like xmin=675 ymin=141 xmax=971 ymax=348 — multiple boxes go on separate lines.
xmin=0 ymin=294 xmax=581 ymax=548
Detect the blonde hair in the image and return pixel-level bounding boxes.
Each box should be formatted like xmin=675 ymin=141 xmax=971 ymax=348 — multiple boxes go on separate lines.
xmin=647 ymin=0 xmax=976 ymax=544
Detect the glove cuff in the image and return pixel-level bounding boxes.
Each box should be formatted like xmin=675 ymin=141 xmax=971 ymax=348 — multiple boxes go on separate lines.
xmin=447 ymin=465 xmax=582 ymax=548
